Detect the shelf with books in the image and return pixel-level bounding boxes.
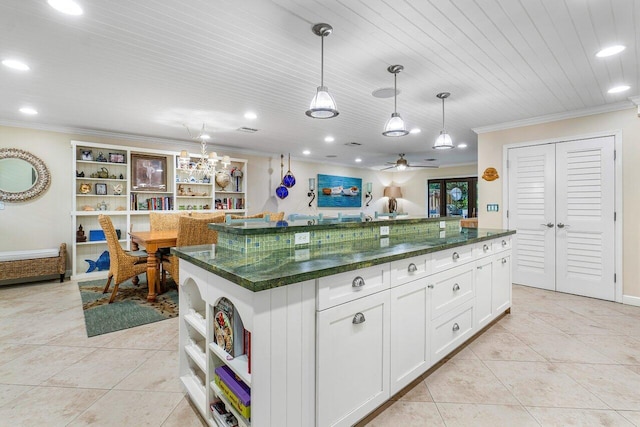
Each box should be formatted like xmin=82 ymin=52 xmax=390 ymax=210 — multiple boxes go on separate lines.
xmin=210 ymin=381 xmax=251 ymax=427
xmin=209 ymin=343 xmax=251 ymax=386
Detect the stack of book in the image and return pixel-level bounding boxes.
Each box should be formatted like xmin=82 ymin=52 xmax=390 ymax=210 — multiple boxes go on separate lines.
xmin=214 ymin=365 xmax=251 ymax=420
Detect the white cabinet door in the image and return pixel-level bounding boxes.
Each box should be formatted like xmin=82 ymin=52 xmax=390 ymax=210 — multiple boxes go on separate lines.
xmin=317 ymin=291 xmax=390 ymax=427
xmin=390 ymin=278 xmax=429 ymax=395
xmin=493 ymin=254 xmax=512 ymax=314
xmin=474 ymin=258 xmax=493 ymax=329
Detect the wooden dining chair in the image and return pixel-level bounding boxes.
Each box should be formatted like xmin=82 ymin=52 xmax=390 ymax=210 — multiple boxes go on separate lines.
xmin=98 ymin=214 xmax=148 ymax=303
xmin=162 ymin=213 xmax=225 ymax=286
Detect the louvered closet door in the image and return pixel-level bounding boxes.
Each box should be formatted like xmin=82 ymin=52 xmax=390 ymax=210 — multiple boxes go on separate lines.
xmin=555 ymin=136 xmax=614 ymax=300
xmin=508 ymin=144 xmax=556 ymax=290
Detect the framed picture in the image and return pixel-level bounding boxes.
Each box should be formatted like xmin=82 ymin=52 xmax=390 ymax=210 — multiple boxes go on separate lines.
xmin=131 ymin=154 xmax=167 ymax=191
xmin=317 ymin=174 xmax=362 ymax=208
xmin=109 ymin=152 xmax=125 ymax=163
xmin=95 ymin=183 xmax=107 ymax=195
xmin=80 ymin=149 xmax=92 ymax=161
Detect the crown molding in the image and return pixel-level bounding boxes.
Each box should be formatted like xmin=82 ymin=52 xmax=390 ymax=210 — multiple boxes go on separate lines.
xmin=472 ymin=100 xmax=635 ymax=134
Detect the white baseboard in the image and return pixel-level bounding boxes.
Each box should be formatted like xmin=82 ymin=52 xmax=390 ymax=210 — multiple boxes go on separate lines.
xmin=622 ymin=295 xmax=640 ymax=307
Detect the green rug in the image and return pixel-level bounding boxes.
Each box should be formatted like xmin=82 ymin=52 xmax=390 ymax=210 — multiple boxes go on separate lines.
xmin=78 ymin=277 xmax=179 ymax=337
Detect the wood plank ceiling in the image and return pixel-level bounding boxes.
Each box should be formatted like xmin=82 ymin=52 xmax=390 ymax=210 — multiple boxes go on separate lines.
xmin=0 ymin=0 xmax=637 ymax=169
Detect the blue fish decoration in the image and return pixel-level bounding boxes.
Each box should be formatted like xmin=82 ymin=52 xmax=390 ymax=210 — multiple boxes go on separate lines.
xmin=85 ymin=250 xmax=110 ymax=272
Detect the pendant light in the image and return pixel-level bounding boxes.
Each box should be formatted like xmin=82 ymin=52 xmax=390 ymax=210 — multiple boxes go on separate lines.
xmin=305 ymin=23 xmax=339 ymax=119
xmin=382 ymin=65 xmax=408 ymax=137
xmin=433 ymin=92 xmax=454 ymax=149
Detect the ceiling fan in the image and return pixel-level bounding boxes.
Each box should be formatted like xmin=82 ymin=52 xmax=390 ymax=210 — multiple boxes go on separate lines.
xmin=382 ymin=153 xmax=439 ymax=171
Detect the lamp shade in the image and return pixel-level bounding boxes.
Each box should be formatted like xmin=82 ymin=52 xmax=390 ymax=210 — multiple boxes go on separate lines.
xmin=383 ymin=113 xmax=408 ymax=137
xmin=433 ymin=131 xmax=454 ymax=149
xmin=365 ymin=182 xmax=373 ymax=193
xmin=383 ymin=186 xmax=403 ymax=199
xmin=306 ymin=86 xmax=339 ymax=118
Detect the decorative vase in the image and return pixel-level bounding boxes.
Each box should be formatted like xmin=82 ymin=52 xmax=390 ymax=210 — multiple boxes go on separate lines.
xmin=215 ymin=170 xmax=231 ymax=190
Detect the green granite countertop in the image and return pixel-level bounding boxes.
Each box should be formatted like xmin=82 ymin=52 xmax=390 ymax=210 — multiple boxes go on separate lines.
xmin=172 ymin=228 xmax=515 ymax=292
xmin=209 ymin=215 xmax=459 ymax=235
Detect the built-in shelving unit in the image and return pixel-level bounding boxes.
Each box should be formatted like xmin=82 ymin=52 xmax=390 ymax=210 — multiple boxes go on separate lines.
xmin=70 ymin=140 xmax=248 ymax=280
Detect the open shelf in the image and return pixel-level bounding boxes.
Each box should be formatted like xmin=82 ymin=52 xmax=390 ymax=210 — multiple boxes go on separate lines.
xmin=184 ymin=311 xmax=206 ymax=338
xmin=209 ymin=343 xmax=251 ymax=386
xmin=185 ymin=343 xmax=206 ymax=372
xmin=210 ymin=381 xmax=251 ymax=427
xmin=180 ymin=375 xmax=207 ymax=417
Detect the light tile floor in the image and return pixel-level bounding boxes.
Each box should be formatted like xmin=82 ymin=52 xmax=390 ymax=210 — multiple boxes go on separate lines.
xmin=1 ymin=279 xmax=640 ymax=426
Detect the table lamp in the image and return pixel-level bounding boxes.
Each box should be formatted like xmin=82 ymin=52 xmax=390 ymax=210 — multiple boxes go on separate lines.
xmin=383 ymin=186 xmax=402 ymax=213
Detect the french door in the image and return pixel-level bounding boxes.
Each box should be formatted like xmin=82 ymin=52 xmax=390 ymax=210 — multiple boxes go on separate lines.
xmin=507 ymin=136 xmax=615 ymax=300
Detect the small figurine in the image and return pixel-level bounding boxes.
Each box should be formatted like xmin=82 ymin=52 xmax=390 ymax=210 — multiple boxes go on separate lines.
xmin=96 ymin=152 xmax=107 ymax=162
xmin=79 ymin=183 xmax=92 ymax=194
xmin=76 ymin=170 xmax=85 ymax=177
xmin=85 ymin=251 xmax=110 ymax=272
xmin=119 ymin=173 xmax=124 ymax=179
xmin=112 ymin=183 xmax=123 ymax=195
xmin=76 ymin=224 xmax=87 ymax=242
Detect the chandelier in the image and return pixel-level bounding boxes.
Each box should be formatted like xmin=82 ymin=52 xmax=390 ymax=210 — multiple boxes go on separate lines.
xmin=177 ymin=124 xmax=230 ymax=180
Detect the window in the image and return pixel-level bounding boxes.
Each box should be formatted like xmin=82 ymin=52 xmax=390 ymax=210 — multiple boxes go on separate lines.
xmin=427 ymin=177 xmax=477 ymax=218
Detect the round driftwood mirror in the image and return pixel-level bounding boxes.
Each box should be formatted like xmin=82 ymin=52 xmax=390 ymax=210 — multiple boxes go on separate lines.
xmin=0 ymin=148 xmax=51 ymax=202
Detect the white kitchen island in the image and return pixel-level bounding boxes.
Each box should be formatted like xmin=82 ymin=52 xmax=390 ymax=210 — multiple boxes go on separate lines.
xmin=172 ymin=217 xmax=514 ymax=427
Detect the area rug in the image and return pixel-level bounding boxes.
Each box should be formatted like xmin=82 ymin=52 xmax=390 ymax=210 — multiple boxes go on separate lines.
xmin=78 ymin=277 xmax=179 ymax=337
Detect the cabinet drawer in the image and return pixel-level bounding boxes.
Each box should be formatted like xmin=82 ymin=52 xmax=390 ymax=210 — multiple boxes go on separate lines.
xmin=390 ymin=253 xmax=431 ymax=287
xmin=430 ymin=265 xmax=474 ymax=320
xmin=432 ymin=244 xmax=473 ymax=273
xmin=431 ymin=299 xmax=474 ymax=363
xmin=317 ymin=264 xmax=390 ymax=310
xmin=492 ymin=236 xmax=512 ymax=253
xmin=472 ymin=241 xmax=495 ymax=259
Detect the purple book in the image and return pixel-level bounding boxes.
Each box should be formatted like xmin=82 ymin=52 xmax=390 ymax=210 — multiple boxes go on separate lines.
xmin=214 ymin=365 xmax=251 ymax=406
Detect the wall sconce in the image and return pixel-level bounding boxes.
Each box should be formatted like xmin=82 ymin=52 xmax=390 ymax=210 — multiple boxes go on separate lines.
xmin=383 ymin=186 xmax=403 ymax=213
xmin=308 ymin=177 xmax=316 ymax=207
xmin=365 ymin=182 xmax=373 ymax=206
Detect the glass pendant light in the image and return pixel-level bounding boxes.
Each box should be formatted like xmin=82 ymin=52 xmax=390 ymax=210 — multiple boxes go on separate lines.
xmin=382 ymin=65 xmax=408 ymax=137
xmin=306 ymin=23 xmax=339 ymax=119
xmin=433 ymin=92 xmax=454 ymax=149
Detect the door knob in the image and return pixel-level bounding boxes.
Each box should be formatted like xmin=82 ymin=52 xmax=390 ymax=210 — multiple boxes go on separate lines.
xmin=452 ymin=283 xmax=460 ymax=292
xmin=541 ymin=223 xmax=554 ymax=228
xmin=557 ymin=223 xmax=565 ymax=228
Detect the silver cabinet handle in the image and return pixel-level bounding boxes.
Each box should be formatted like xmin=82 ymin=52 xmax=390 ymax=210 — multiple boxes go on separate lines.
xmin=427 ymin=284 xmax=434 ymax=289
xmin=452 ymin=252 xmax=460 ymax=260
xmin=477 ymin=265 xmax=483 ymax=270
xmin=352 ymin=276 xmax=365 ymax=288
xmin=452 ymin=283 xmax=460 ymax=292
xmin=407 ymin=263 xmax=417 ymax=273
xmin=557 ymin=223 xmax=566 ymax=228
xmin=541 ymin=223 xmax=554 ymax=228
xmin=502 ymin=258 xmax=508 ymax=264
xmin=352 ymin=312 xmax=366 ymax=324
xmin=502 ymin=240 xmax=507 ymax=246
xmin=452 ymin=323 xmax=460 ymax=332
xmin=483 ymin=244 xmax=489 ymax=252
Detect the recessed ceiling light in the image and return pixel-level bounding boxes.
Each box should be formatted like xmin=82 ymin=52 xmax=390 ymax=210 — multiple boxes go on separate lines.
xmin=302 ymin=150 xmax=311 ymax=155
xmin=19 ymin=107 xmax=38 ymax=115
xmin=608 ymin=85 xmax=630 ymax=94
xmin=458 ymin=143 xmax=468 ymax=149
xmin=47 ymin=0 xmax=83 ymax=15
xmin=355 ymin=158 xmax=362 ymax=163
xmin=409 ymin=128 xmax=421 ymax=134
xmin=244 ymin=111 xmax=257 ymax=120
xmin=2 ymin=59 xmax=30 ymax=71
xmin=200 ymin=134 xmax=210 ymax=140
xmin=324 ymin=136 xmax=334 ymax=143
xmin=596 ymin=45 xmax=626 ymax=58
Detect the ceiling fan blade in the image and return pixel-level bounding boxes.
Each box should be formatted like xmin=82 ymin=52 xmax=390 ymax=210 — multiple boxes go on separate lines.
xmin=410 ymin=165 xmax=439 ymax=168
xmin=380 ymin=166 xmax=396 ymax=171
xmin=385 ymin=161 xmax=397 ymax=165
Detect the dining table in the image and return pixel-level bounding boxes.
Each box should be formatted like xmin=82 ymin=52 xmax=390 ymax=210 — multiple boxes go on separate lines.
xmin=129 ymin=229 xmax=177 ymax=302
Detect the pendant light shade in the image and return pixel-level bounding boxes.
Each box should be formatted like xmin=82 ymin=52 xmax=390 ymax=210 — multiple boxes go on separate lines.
xmin=433 ymin=92 xmax=454 ymax=149
xmin=382 ymin=65 xmax=408 ymax=137
xmin=306 ymin=23 xmax=339 ymax=119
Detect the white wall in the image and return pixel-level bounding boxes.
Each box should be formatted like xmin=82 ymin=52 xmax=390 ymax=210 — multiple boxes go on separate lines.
xmin=477 ymin=107 xmax=640 ymax=298
xmin=0 ymin=124 xmax=473 ymax=256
